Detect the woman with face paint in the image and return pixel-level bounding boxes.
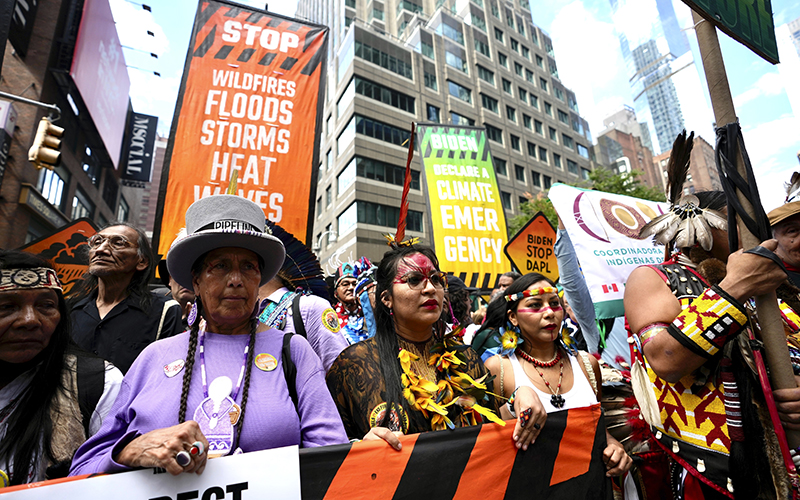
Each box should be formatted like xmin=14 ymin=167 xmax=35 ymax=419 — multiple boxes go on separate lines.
xmin=482 ymin=273 xmax=632 ymax=477
xmin=326 ymin=245 xmax=506 ymax=449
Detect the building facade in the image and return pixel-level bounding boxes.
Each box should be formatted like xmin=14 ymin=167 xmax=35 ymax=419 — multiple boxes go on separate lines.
xmin=596 ymin=129 xmax=660 ymax=190
xmin=0 ymin=0 xmax=143 ymax=250
xmin=298 ymin=0 xmax=595 ymax=271
xmin=609 ymin=0 xmax=714 ymax=155
xmin=652 ymin=135 xmax=721 ymax=195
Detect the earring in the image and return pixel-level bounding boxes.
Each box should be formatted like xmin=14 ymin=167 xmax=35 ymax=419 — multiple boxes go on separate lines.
xmin=448 ymin=300 xmax=459 ymax=326
xmin=187 ymin=301 xmax=198 ymax=327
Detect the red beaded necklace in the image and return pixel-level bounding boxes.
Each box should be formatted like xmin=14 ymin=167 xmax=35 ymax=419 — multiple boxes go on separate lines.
xmin=515 ymin=347 xmax=561 ymax=367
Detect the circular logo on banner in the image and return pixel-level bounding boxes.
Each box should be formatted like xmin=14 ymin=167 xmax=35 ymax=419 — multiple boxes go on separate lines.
xmin=368 ymin=402 xmax=409 ymax=433
xmin=322 ymin=308 xmax=341 ymax=333
xmin=599 ymin=198 xmax=648 ymax=239
xmin=255 ymin=353 xmax=278 ymax=371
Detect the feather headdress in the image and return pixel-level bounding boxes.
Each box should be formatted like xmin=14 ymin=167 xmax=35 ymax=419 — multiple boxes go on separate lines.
xmin=767 ymin=172 xmax=800 ymax=226
xmin=266 ymin=220 xmax=329 ymax=300
xmin=639 ymin=130 xmax=727 ymax=252
xmin=385 ymin=122 xmax=418 ymax=248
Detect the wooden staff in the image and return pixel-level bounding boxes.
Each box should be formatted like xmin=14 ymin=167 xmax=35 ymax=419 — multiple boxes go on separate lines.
xmin=692 ymin=10 xmax=799 ymax=447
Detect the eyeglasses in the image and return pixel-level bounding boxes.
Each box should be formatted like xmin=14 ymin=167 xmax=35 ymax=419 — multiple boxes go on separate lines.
xmin=338 ymin=281 xmax=357 ymax=289
xmin=87 ymin=234 xmax=134 ymax=250
xmin=394 ymin=271 xmax=447 ymax=290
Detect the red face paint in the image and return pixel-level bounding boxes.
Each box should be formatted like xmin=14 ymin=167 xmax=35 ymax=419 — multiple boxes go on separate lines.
xmin=394 ymin=253 xmax=436 ymax=282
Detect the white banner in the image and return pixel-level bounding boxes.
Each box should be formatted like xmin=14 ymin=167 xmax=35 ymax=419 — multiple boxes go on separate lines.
xmin=1 ymin=446 xmax=300 ymax=499
xmin=549 ymin=184 xmax=667 ymax=318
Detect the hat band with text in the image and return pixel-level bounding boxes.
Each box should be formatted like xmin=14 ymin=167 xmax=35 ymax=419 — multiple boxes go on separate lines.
xmin=197 ymin=220 xmax=263 ymax=233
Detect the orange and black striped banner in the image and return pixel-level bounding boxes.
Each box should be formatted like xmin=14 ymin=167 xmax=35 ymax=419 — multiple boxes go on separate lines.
xmin=300 ymin=405 xmax=610 ymax=500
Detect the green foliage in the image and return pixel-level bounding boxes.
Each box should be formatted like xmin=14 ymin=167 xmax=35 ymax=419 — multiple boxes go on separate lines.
xmin=507 ymin=168 xmax=665 ymax=237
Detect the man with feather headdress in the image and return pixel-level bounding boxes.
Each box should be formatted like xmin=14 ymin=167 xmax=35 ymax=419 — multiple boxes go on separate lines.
xmin=624 ymin=131 xmax=800 ymax=499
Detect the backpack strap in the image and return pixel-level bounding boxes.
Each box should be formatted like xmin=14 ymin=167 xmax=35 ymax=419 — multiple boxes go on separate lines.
xmin=282 ymin=332 xmax=299 ymax=412
xmin=76 ymin=355 xmax=105 ymax=436
xmin=577 ymin=350 xmax=598 ymax=397
xmin=291 ymin=294 xmax=307 ymax=338
xmin=156 ymin=299 xmax=179 ymax=340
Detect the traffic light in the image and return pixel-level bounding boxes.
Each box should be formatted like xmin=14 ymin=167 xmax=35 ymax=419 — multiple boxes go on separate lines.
xmin=28 ymin=117 xmax=64 ymax=170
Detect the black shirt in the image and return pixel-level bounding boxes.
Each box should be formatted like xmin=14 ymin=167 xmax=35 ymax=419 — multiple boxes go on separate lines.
xmin=70 ymin=291 xmax=183 ymax=373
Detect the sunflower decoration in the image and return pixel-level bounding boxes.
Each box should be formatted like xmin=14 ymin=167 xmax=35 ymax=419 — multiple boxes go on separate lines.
xmin=399 ymin=327 xmax=505 ymax=431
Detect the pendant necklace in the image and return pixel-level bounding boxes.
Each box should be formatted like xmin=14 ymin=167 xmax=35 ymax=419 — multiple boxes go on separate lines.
xmin=519 ymin=348 xmax=565 ymax=408
xmin=192 ymin=330 xmax=249 ymax=457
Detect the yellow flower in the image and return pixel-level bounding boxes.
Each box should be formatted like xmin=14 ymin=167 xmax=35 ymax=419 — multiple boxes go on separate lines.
xmin=398 ymin=349 xmax=419 ymax=375
xmin=430 ymin=350 xmax=463 ymax=371
xmin=501 ymin=330 xmax=519 ymax=351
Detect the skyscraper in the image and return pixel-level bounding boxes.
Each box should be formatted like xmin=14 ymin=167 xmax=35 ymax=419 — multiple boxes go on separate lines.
xmin=609 ymin=0 xmax=714 ymax=155
xmin=297 ymin=0 xmax=596 ymax=277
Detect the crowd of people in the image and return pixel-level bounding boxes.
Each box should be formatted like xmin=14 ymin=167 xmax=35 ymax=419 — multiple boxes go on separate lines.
xmin=4 ymin=169 xmax=800 ymax=498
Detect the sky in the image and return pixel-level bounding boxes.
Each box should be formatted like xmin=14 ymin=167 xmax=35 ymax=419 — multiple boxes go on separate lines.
xmin=109 ymin=0 xmax=800 ymax=212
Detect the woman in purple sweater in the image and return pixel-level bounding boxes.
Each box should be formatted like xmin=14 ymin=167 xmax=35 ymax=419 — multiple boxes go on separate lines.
xmin=71 ymin=195 xmax=347 ymax=476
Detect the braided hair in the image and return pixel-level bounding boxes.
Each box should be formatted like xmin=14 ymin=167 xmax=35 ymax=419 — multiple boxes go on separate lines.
xmin=178 ymin=297 xmax=201 ymax=424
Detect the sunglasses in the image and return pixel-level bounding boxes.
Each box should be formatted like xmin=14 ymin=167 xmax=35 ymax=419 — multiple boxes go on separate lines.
xmin=87 ymin=234 xmax=134 ymax=250
xmin=394 ymin=271 xmax=447 ymax=290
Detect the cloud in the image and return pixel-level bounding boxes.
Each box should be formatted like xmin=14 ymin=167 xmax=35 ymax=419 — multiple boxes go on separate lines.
xmin=109 ymin=0 xmax=170 ymax=56
xmin=742 ymin=114 xmax=800 ymax=211
xmin=548 ymin=1 xmax=632 ymax=135
xmin=733 ymin=72 xmax=785 ymax=109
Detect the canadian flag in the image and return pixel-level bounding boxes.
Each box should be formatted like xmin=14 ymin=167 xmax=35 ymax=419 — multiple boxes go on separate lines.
xmin=601 ymin=283 xmax=620 ymax=294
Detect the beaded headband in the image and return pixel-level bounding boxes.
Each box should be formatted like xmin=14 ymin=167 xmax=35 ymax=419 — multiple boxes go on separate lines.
xmin=0 ymin=267 xmax=62 ymax=293
xmin=504 ymin=286 xmax=558 ymax=303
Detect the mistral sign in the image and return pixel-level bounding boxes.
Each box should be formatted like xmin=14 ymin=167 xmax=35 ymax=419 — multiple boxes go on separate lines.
xmin=417 ymin=124 xmax=510 ymax=290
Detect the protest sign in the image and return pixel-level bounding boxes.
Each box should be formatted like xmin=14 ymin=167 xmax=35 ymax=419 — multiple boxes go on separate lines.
xmin=549 ymin=183 xmax=667 ymax=319
xmin=154 ymin=1 xmax=328 ymax=254
xmin=417 ymin=124 xmax=510 ymax=291
xmin=503 ymin=211 xmax=558 ymax=282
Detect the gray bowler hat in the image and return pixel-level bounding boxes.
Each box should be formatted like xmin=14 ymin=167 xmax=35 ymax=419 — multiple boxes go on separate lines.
xmin=166 ymin=195 xmax=286 ymax=289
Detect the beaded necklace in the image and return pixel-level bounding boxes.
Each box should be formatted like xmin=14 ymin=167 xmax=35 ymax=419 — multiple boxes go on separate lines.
xmin=515 ymin=347 xmax=561 ymax=367
xmin=518 ymin=348 xmax=565 ymax=408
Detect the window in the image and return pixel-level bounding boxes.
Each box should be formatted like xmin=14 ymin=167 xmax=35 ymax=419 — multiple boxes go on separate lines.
xmin=316 ymin=197 xmax=322 ymax=216
xmin=485 ymin=124 xmax=503 ymax=144
xmin=437 ymin=23 xmax=464 ymax=45
xmin=519 ymin=195 xmax=528 ymax=206
xmin=338 ymin=202 xmax=358 ymax=235
xmin=510 ymin=135 xmax=520 ymax=151
xmin=530 ymin=94 xmax=538 ymax=108
xmin=510 ymin=39 xmax=519 ymax=52
xmin=494 ymin=27 xmax=504 ymax=43
xmin=544 ymin=102 xmax=552 ymax=116
xmin=445 ymin=49 xmax=468 ymax=73
xmin=567 ymin=159 xmax=579 ymax=175
xmin=494 ymin=158 xmax=507 ymax=175
xmin=355 ymin=41 xmax=413 ymax=79
xmin=523 ymin=114 xmax=532 ymax=129
xmin=370 ymin=7 xmax=384 ymax=20
xmin=498 ymin=52 xmax=507 ymax=68
xmin=531 ymin=171 xmax=541 ymax=187
xmin=37 ymin=168 xmax=67 ymax=211
xmin=481 ymin=94 xmax=498 ymax=113
xmin=427 ymin=104 xmax=440 ymax=122
xmin=506 ymin=9 xmax=514 ymax=28
xmin=553 ymin=153 xmax=562 ymax=169
xmin=82 ymin=147 xmax=100 ymax=186
xmin=102 ymin=176 xmax=118 ymax=211
xmin=477 ymin=65 xmax=495 ymax=84
xmin=539 ymin=77 xmax=548 ymax=92
xmin=501 ymin=191 xmax=512 ymax=210
xmin=448 ymin=81 xmax=472 ymax=103
xmin=581 ymin=168 xmax=591 ymax=180
xmin=549 ymin=127 xmax=558 ymax=141
xmin=355 ymin=115 xmax=412 ymax=146
xmin=534 ymin=119 xmax=543 ymax=134
xmin=451 ymin=112 xmax=475 ymax=126
xmin=418 ymin=40 xmax=435 ymax=59
xmin=515 ymin=164 xmax=525 ymax=182
xmin=345 ymin=0 xmax=355 ymax=7
xmin=555 ymin=87 xmax=565 ymax=101
xmin=536 ymin=54 xmax=544 ymax=68
xmin=506 ymin=106 xmax=516 ymax=122
xmin=475 ymin=38 xmax=490 ymax=58
xmin=397 ymin=0 xmax=423 ymax=15
xmin=518 ymin=87 xmax=527 ymax=103
xmin=117 ymin=197 xmax=129 ymax=222
xmin=424 ymin=70 xmax=438 ymax=91
xmin=525 ymin=69 xmax=534 ymax=83
xmin=514 ymin=62 xmax=523 ymax=76
xmin=578 ymin=144 xmax=590 ymax=159
xmin=562 ymin=134 xmax=574 ymax=149
xmin=356 ymin=156 xmax=421 ymax=189
xmin=543 ymin=175 xmax=551 ymax=190
xmin=358 ymin=201 xmax=423 ymax=231
xmin=502 ymin=78 xmax=512 ymax=94
xmin=538 ymin=146 xmax=548 ymax=163
xmin=555 ymin=110 xmax=569 ymax=125
xmin=71 ymin=187 xmax=94 ymax=220
xmin=490 ymin=0 xmax=499 ymax=18
xmin=338 ymin=116 xmax=356 ymax=154
xmin=527 ymin=141 xmax=537 ymax=157
xmin=531 ymin=27 xmax=538 ymax=45
xmin=326 ymin=185 xmax=332 ymax=206
xmin=355 ymin=76 xmax=415 ymax=113
xmin=471 ymin=13 xmax=487 ymax=32
xmin=338 ymin=158 xmax=357 ymax=194
xmin=521 ymin=46 xmax=530 ymax=60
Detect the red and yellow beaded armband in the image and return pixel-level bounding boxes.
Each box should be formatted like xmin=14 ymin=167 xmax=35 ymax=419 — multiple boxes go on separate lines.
xmin=667 ymin=285 xmax=749 ymax=358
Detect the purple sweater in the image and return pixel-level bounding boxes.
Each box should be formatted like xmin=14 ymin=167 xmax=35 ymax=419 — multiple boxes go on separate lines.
xmin=70 ymin=328 xmax=347 ymax=475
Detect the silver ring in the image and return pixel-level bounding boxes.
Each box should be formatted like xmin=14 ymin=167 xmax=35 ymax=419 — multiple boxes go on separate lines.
xmin=175 ymin=450 xmax=192 ymax=467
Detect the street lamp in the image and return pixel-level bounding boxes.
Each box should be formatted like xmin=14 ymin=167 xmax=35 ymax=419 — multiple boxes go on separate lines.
xmin=312 ymin=230 xmax=337 ymax=252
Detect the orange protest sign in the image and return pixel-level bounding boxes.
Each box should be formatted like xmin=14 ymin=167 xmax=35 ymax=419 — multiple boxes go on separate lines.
xmin=19 ymin=218 xmax=98 ymax=295
xmin=154 ymin=1 xmax=328 ymax=255
xmin=503 ymin=212 xmax=558 ymax=282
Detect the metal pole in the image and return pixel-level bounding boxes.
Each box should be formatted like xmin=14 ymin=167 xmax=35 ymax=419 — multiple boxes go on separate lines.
xmin=0 ymin=90 xmax=61 ymax=119
xmin=692 ymin=10 xmax=799 ymax=447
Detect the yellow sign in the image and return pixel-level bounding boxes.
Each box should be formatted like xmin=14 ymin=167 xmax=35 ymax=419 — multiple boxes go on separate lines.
xmin=503 ymin=212 xmax=558 ymax=282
